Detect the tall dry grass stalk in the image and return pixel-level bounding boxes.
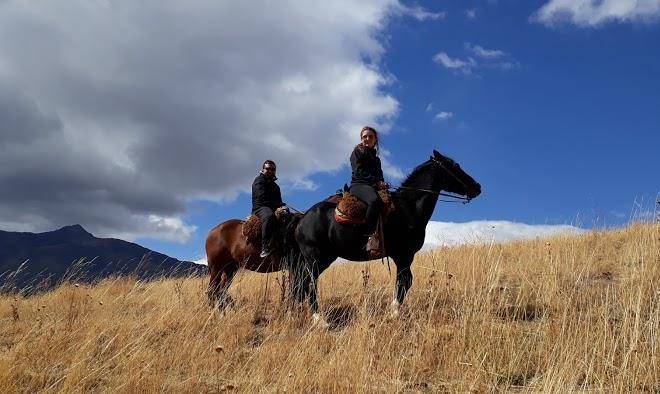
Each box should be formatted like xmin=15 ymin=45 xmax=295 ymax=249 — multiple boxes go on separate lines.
xmin=1 ymin=223 xmax=658 ymax=392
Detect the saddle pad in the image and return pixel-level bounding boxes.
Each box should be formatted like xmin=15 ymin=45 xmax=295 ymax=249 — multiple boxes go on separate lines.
xmin=242 ymin=215 xmax=262 ymax=242
xmin=333 ymin=190 xmax=394 ymax=225
xmin=334 ymin=206 xmax=366 ymax=225
xmin=336 ymin=192 xmax=366 ymax=219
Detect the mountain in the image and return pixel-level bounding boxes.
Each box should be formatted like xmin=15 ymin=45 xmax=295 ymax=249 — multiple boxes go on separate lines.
xmin=0 ymin=225 xmax=206 ymax=292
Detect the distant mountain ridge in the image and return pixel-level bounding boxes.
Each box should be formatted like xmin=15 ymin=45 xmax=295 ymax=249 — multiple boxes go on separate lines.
xmin=0 ymin=225 xmax=206 ymax=291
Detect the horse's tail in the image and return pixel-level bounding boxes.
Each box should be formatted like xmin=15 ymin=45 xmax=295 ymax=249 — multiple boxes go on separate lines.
xmin=280 ymin=214 xmax=303 ymax=270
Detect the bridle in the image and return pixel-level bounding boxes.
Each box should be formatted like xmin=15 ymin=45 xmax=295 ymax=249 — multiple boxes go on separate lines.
xmin=395 ymin=186 xmax=471 ymax=203
xmin=394 ymin=157 xmax=474 ymax=204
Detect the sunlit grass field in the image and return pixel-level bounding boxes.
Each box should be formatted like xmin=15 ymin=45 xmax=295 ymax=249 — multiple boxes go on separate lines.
xmin=1 ymin=223 xmax=658 ymax=392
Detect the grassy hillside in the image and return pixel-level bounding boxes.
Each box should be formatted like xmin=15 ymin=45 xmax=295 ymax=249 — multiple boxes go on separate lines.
xmin=1 ymin=223 xmax=658 ymax=392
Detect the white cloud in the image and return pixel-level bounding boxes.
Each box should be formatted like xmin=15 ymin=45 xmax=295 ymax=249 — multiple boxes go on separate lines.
xmin=465 ymin=43 xmax=506 ymax=59
xmin=98 ymin=214 xmax=197 ymax=243
xmin=423 ymin=220 xmax=584 ymax=249
xmin=432 ymin=52 xmax=477 ymax=74
xmin=533 ymin=0 xmax=660 ymax=27
xmin=146 ymin=215 xmax=197 ymax=243
xmin=282 ymin=178 xmax=319 ymax=192
xmin=465 ymin=9 xmax=477 ymax=19
xmin=434 ymin=44 xmax=517 ymax=75
xmin=0 ymin=0 xmax=420 ymax=240
xmin=379 ymin=148 xmax=405 ymax=180
xmin=400 ymin=4 xmax=446 ymax=20
xmin=497 ymin=61 xmax=518 ymax=70
xmin=435 ymin=111 xmax=454 ymax=121
xmin=425 ymin=102 xmax=434 ymax=112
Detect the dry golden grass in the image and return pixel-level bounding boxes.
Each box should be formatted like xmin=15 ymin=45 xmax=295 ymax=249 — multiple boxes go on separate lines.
xmin=1 ymin=223 xmax=658 ymax=392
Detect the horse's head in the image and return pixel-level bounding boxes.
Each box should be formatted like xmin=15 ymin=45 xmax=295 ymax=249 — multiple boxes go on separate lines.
xmin=431 ymin=149 xmax=481 ymax=199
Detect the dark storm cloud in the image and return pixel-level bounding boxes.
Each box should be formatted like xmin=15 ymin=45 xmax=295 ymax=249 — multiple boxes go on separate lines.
xmin=0 ymin=0 xmax=402 ymax=240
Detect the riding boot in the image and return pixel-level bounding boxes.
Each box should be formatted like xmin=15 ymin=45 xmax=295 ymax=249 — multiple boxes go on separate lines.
xmin=366 ymin=216 xmax=384 ymax=259
xmin=260 ymin=240 xmax=272 ymax=258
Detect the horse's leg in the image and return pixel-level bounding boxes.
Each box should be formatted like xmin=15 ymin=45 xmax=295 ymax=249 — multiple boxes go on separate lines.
xmin=298 ymin=245 xmax=333 ymax=327
xmin=217 ymin=263 xmax=238 ymax=309
xmin=307 ymin=259 xmax=330 ymax=328
xmin=391 ymin=254 xmax=414 ymax=318
xmin=207 ymin=262 xmax=222 ymax=307
xmin=289 ymin=263 xmax=308 ymax=304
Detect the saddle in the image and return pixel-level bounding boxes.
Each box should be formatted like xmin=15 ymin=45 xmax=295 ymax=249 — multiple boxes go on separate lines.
xmin=242 ymin=207 xmax=290 ymax=244
xmin=333 ymin=187 xmax=395 ymax=225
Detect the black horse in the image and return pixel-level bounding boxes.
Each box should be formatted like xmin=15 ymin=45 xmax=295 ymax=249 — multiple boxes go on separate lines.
xmin=293 ymin=149 xmax=481 ymax=325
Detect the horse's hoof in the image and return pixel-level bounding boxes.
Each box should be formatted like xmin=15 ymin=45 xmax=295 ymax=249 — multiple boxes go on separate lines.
xmin=387 ymin=308 xmax=400 ymax=320
xmin=388 ymin=300 xmax=401 ymax=320
xmin=211 ymin=295 xmax=235 ymax=311
xmin=225 ymin=296 xmax=236 ymax=308
xmin=311 ymin=313 xmax=330 ymax=329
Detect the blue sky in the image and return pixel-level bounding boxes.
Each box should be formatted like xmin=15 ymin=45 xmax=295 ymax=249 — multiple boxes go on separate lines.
xmin=141 ymin=1 xmax=660 ymax=261
xmin=0 ymin=1 xmax=658 ymax=262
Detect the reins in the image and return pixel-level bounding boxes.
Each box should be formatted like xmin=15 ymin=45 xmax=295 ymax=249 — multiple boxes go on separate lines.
xmin=393 ymin=186 xmax=472 ymax=204
xmin=393 ymin=157 xmax=474 ymax=204
xmin=286 ymin=204 xmax=305 ymax=214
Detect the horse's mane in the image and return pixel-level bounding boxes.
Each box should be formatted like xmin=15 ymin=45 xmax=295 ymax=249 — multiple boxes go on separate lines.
xmin=400 ymin=154 xmax=457 ymax=188
xmin=400 ymin=160 xmax=434 ymax=188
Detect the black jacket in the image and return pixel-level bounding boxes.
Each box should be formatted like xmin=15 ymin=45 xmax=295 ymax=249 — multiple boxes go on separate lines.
xmin=251 ymin=173 xmax=284 ymax=213
xmin=350 ymin=144 xmax=384 ymax=186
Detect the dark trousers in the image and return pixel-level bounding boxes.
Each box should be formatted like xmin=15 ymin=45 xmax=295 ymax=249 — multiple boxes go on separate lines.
xmin=254 ymin=206 xmax=276 ymax=248
xmin=349 ymin=183 xmax=382 ymax=234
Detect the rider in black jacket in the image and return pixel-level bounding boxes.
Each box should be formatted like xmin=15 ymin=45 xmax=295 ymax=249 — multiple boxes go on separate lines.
xmin=252 ymin=160 xmax=285 ymax=257
xmin=349 ymin=126 xmax=389 ymax=257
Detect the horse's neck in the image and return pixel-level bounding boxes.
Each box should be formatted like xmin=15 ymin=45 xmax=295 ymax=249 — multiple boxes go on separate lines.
xmin=397 ymin=173 xmax=440 ymax=229
xmin=398 ymin=193 xmax=438 ymax=229
xmin=417 ymin=193 xmax=440 ymax=224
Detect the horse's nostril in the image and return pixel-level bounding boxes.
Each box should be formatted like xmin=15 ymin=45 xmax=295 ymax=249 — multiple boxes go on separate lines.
xmin=468 ymin=187 xmax=481 ymax=199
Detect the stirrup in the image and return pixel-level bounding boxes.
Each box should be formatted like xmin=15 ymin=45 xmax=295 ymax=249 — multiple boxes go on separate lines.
xmin=260 ymin=248 xmax=272 ymax=258
xmin=366 ymin=234 xmax=383 ymax=259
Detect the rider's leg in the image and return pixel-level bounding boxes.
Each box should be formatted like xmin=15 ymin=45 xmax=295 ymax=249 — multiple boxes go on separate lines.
xmin=349 ymin=183 xmax=382 ymax=234
xmin=255 ymin=206 xmax=275 ymax=256
xmin=349 ymin=184 xmax=384 ymax=257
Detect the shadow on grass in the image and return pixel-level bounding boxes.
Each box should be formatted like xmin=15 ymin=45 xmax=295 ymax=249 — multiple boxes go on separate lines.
xmin=325 ymin=304 xmax=358 ymax=330
xmin=495 ymin=303 xmax=547 ymax=322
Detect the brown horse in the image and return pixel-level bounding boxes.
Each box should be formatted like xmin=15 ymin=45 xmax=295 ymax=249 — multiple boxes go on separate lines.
xmin=205 ymin=215 xmax=300 ymax=307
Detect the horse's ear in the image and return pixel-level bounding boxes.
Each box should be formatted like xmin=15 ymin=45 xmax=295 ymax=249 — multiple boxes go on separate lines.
xmin=433 ymin=149 xmax=441 ymax=158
